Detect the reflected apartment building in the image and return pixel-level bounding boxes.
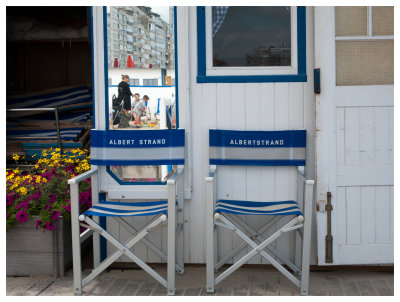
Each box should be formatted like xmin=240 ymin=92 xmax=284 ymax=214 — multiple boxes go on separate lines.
xmin=106 ymin=6 xmax=174 ymax=71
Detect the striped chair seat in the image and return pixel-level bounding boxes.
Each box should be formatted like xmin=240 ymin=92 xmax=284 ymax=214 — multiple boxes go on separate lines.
xmin=83 ymin=200 xmax=168 ymax=217
xmin=215 ymin=199 xmax=303 ymax=216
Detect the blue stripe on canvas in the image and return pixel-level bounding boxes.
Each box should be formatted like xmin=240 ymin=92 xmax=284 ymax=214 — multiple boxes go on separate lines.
xmin=209 ymin=159 xmax=306 ymax=167
xmin=91 ymin=159 xmax=184 ymax=166
xmin=209 ymin=129 xmax=306 ymax=148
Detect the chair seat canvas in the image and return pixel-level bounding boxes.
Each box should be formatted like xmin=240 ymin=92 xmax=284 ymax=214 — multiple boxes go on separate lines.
xmin=83 ymin=200 xmax=168 ymax=217
xmin=215 ymin=199 xmax=303 ymax=216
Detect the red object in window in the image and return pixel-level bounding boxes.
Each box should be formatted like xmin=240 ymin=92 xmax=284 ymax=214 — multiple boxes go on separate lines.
xmin=127 ymin=55 xmax=135 ymax=68
xmin=149 ymin=64 xmax=152 ymax=68
xmin=113 ymin=58 xmax=118 ymax=68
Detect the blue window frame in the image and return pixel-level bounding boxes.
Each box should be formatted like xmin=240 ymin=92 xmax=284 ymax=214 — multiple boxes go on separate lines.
xmin=197 ymin=6 xmax=307 ymax=83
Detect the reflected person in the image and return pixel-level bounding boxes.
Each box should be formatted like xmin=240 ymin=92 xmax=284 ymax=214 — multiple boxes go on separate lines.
xmin=117 ymin=74 xmax=133 ymax=128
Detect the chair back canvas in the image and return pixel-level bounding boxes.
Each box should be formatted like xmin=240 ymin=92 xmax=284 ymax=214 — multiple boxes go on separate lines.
xmin=209 ymin=129 xmax=306 ymax=166
xmin=90 ymin=129 xmax=185 ymax=166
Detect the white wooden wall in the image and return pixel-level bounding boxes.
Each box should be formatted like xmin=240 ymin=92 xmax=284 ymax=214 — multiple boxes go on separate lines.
xmin=177 ymin=7 xmax=316 ymax=264
xmin=106 ymin=7 xmax=316 ymax=264
xmin=334 ymin=86 xmax=394 ymax=264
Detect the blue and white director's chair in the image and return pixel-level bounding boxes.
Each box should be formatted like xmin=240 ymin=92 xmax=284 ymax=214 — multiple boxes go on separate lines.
xmin=205 ymin=129 xmax=314 ymax=295
xmin=68 ymin=129 xmax=185 ymax=295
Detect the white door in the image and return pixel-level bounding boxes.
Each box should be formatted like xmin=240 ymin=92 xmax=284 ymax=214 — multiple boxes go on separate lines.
xmin=314 ymin=7 xmax=394 ymax=265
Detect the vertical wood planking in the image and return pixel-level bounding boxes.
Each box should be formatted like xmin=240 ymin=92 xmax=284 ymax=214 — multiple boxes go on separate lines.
xmin=336 ymin=108 xmax=345 ymax=166
xmin=375 ymin=186 xmax=391 ymax=244
xmin=245 ymin=83 xmax=262 ymax=264
xmin=230 ymin=83 xmax=247 ymax=263
xmin=288 ymin=83 xmax=304 ymax=261
xmin=202 ymin=83 xmax=217 ymax=261
xmin=360 ymin=187 xmax=376 ymax=244
xmin=215 ymin=83 xmax=234 ymax=262
xmin=374 ymin=107 xmax=390 ymax=165
xmin=188 ymin=77 xmax=204 ymax=262
xmin=389 ymin=186 xmax=394 ymax=243
xmin=346 ymin=187 xmax=361 ymax=244
xmin=336 ymin=187 xmax=347 ymax=245
xmin=344 ymin=108 xmax=360 ymax=165
xmin=387 ymin=108 xmax=394 ymax=165
xmin=359 ymin=107 xmax=374 ymax=165
xmin=259 ymin=83 xmax=276 ymax=264
xmin=274 ymin=83 xmax=291 ymax=259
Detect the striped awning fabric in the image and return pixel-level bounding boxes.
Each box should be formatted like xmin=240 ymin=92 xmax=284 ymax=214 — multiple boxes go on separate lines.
xmin=6 ymin=127 xmax=84 ymax=141
xmin=83 ymin=200 xmax=168 ymax=217
xmin=215 ymin=199 xmax=303 ymax=216
xmin=6 ymin=86 xmax=91 ymax=109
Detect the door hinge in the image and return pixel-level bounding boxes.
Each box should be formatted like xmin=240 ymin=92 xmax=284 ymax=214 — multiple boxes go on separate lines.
xmin=325 ymin=191 xmax=333 ymax=263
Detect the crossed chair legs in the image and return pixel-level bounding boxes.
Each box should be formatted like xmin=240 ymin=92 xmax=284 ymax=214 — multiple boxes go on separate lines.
xmin=207 ymin=213 xmax=310 ymax=295
xmin=73 ymin=213 xmax=184 ymax=296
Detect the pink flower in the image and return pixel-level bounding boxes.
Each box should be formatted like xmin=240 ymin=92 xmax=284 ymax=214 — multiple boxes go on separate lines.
xmin=6 ymin=194 xmax=13 ymax=206
xmin=62 ymin=204 xmax=71 ymax=213
xmin=35 ymin=219 xmax=42 ymax=229
xmin=44 ymin=222 xmax=55 ymax=230
xmin=48 ymin=193 xmax=57 ymax=204
xmin=50 ymin=210 xmax=61 ymax=221
xmin=33 ymin=190 xmax=41 ymax=200
xmin=16 ymin=210 xmax=29 ymax=223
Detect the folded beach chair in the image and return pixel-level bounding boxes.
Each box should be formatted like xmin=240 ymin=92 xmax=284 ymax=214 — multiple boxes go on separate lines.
xmin=69 ymin=129 xmax=185 ymax=295
xmin=205 ymin=129 xmax=314 ymax=295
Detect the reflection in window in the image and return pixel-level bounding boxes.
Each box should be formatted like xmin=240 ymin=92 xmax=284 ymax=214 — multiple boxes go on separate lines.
xmin=212 ymin=6 xmax=291 ymax=67
xmin=106 ymin=6 xmax=178 ymax=182
xmin=109 ymin=165 xmax=175 ymax=183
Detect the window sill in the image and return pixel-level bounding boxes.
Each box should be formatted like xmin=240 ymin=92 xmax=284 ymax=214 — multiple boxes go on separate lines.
xmin=196 ymin=74 xmax=307 ymax=83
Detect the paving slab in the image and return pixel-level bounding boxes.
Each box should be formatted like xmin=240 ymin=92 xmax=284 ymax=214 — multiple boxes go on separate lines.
xmin=6 ymin=265 xmax=394 ymax=296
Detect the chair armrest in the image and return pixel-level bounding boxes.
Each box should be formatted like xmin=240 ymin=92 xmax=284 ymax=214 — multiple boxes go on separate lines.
xmin=297 ymin=166 xmax=314 ymax=185
xmin=68 ymin=166 xmax=98 ymax=185
xmin=205 ymin=165 xmax=217 ymax=182
xmin=167 ymin=166 xmax=184 ymax=185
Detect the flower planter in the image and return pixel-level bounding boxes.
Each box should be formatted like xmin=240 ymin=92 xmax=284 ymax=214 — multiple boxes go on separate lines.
xmin=6 ymin=216 xmax=72 ymax=277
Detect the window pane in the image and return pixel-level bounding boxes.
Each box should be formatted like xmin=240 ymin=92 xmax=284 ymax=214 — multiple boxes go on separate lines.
xmin=212 ymin=6 xmax=291 ymax=67
xmin=335 ymin=6 xmax=368 ymax=37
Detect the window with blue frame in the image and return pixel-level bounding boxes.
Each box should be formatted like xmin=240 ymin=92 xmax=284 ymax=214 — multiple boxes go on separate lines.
xmin=104 ymin=6 xmax=179 ymax=184
xmin=197 ymin=6 xmax=306 ymax=83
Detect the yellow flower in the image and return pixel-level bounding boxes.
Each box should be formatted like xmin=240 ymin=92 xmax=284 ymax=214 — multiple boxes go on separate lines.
xmin=36 ymin=176 xmax=42 ymax=183
xmin=18 ymin=187 xmax=27 ymax=195
xmin=42 ymin=178 xmax=48 ymax=183
xmin=12 ymin=154 xmax=20 ymax=161
xmin=13 ymin=168 xmax=20 ymax=174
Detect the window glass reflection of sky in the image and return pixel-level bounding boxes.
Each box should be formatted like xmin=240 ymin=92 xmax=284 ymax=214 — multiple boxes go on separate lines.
xmin=212 ymin=6 xmax=291 ymax=67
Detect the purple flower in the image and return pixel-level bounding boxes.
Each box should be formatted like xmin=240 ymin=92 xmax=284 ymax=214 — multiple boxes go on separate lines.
xmin=35 ymin=219 xmax=42 ymax=230
xmin=16 ymin=210 xmax=29 ymax=223
xmin=62 ymin=204 xmax=71 ymax=213
xmin=50 ymin=210 xmax=61 ymax=221
xmin=20 ymin=202 xmax=29 ymax=210
xmin=6 ymin=194 xmax=13 ymax=206
xmin=44 ymin=222 xmax=55 ymax=230
xmin=33 ymin=190 xmax=41 ymax=200
xmin=15 ymin=202 xmax=28 ymax=210
xmin=49 ymin=194 xmax=57 ymax=204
